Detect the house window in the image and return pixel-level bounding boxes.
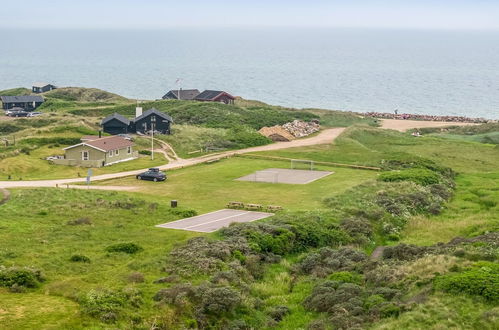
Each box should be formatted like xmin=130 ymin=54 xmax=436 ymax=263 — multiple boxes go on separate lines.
xmin=82 ymin=151 xmax=89 ymax=160
xmin=109 ymin=150 xmax=113 ymax=157
xmin=115 ymin=149 xmax=119 ymax=156
xmin=127 ymin=146 xmax=131 ymax=154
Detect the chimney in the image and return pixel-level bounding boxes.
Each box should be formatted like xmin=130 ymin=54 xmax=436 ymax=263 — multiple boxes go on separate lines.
xmin=136 ymin=106 xmax=143 ymax=118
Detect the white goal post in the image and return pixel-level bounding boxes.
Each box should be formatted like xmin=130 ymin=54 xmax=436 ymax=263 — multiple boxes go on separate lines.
xmin=290 ymin=159 xmax=315 ymax=170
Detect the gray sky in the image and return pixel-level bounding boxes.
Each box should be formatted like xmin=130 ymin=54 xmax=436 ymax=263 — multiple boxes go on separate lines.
xmin=2 ymin=0 xmax=499 ymax=30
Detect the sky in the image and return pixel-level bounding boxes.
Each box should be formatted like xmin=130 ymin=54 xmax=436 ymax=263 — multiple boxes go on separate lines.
xmin=2 ymin=0 xmax=499 ymax=30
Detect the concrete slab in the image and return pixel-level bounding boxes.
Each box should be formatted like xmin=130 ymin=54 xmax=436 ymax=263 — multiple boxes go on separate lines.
xmin=236 ymin=168 xmax=333 ymax=184
xmin=156 ymin=209 xmax=273 ymax=233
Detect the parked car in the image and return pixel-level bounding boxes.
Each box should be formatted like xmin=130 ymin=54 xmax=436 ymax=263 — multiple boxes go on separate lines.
xmin=136 ymin=168 xmax=166 ymax=182
xmin=118 ymin=133 xmax=133 ymax=141
xmin=27 ymin=112 xmax=43 ymax=117
xmin=10 ymin=111 xmax=29 ymax=117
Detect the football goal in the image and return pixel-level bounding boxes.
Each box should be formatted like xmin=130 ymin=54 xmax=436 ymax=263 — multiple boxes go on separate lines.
xmin=290 ymin=159 xmax=315 ymax=170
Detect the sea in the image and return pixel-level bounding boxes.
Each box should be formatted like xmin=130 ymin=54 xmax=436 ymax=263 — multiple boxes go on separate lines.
xmin=1 ymin=28 xmax=498 ymax=119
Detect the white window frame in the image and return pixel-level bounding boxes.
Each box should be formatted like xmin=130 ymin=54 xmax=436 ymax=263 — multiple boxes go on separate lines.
xmin=82 ymin=151 xmax=89 ymax=161
xmin=108 ymin=150 xmax=113 ymax=157
xmin=115 ymin=149 xmax=119 ymax=156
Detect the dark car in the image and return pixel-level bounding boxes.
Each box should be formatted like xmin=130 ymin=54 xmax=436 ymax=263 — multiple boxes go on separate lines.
xmin=136 ymin=168 xmax=166 ymax=182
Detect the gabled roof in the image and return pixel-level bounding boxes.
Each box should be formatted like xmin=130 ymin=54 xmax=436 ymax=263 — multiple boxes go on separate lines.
xmin=101 ymin=112 xmax=130 ymax=125
xmin=32 ymin=82 xmax=53 ymax=88
xmin=163 ymin=89 xmax=200 ymax=100
xmin=195 ymin=90 xmax=235 ymax=101
xmin=134 ymin=108 xmax=173 ymax=123
xmin=0 ymin=95 xmax=44 ymax=103
xmin=64 ymin=136 xmax=134 ymax=152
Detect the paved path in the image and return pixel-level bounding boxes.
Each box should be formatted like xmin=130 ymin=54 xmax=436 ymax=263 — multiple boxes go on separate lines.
xmin=0 ymin=128 xmax=345 ymax=188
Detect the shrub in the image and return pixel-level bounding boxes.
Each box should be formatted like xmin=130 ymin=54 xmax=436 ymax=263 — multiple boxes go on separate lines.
xmin=268 ymin=305 xmax=290 ymax=322
xmin=379 ymin=168 xmax=441 ymax=186
xmin=296 ymin=247 xmax=367 ymax=277
xmin=105 ymin=242 xmax=143 ymax=254
xmin=139 ymin=150 xmax=151 ymax=155
xmin=328 ymin=271 xmax=363 ymax=284
xmin=70 ymin=254 xmax=91 ymax=263
xmin=172 ymin=209 xmax=198 ymax=218
xmin=382 ymin=243 xmax=429 ymax=261
xmin=67 ymin=217 xmax=92 ymax=225
xmin=198 ymin=286 xmax=242 ymax=316
xmin=0 ymin=266 xmax=45 ymax=288
xmin=127 ymin=272 xmax=145 ymax=283
xmin=434 ymin=262 xmax=499 ymax=302
xmin=154 ymin=283 xmax=194 ymax=306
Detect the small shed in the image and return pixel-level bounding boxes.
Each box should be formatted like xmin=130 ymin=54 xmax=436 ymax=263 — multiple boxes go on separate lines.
xmin=0 ymin=95 xmax=44 ymax=110
xmin=32 ymin=82 xmax=57 ymax=93
xmin=134 ymin=108 xmax=173 ymax=135
xmin=162 ymin=89 xmax=200 ymax=100
xmin=258 ymin=126 xmax=295 ymax=142
xmin=101 ymin=113 xmax=131 ymax=135
xmin=195 ymin=90 xmax=235 ymax=104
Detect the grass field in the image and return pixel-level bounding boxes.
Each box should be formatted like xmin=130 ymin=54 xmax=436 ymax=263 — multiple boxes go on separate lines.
xmin=97 ymin=157 xmax=377 ymax=212
xmin=0 ymin=188 xmax=199 ymax=329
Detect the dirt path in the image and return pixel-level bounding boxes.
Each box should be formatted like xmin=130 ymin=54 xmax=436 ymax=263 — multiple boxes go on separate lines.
xmin=370 ymin=246 xmax=385 ymax=260
xmin=380 ymin=119 xmax=476 ymax=132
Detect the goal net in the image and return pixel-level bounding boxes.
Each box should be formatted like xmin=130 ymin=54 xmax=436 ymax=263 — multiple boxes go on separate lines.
xmin=254 ymin=170 xmax=279 ymax=184
xmin=290 ymin=159 xmax=314 ymax=170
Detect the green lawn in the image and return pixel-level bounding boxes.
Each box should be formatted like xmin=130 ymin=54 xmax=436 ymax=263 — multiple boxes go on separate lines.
xmin=0 ymin=188 xmax=199 ymax=329
xmin=97 ymin=157 xmax=378 ymax=213
xmin=0 ymin=146 xmax=167 ymax=180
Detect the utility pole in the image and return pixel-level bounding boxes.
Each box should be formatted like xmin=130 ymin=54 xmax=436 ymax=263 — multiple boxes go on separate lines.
xmin=151 ymin=116 xmax=156 ymax=160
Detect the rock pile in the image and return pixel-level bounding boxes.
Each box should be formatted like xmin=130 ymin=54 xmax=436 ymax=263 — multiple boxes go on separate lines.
xmin=282 ymin=120 xmax=320 ymax=138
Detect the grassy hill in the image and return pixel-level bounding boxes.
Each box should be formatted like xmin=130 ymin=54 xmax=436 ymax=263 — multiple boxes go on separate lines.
xmin=0 ymin=87 xmax=31 ymax=96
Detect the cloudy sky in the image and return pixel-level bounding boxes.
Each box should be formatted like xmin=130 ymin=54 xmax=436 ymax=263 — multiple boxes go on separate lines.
xmin=3 ymin=0 xmax=499 ymax=30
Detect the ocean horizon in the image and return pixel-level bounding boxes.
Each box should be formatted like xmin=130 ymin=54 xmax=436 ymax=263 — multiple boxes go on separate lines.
xmin=1 ymin=28 xmax=498 ymax=119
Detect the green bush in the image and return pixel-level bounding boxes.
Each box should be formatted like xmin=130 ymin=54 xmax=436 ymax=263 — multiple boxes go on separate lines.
xmin=105 ymin=242 xmax=143 ymax=254
xmin=0 ymin=266 xmax=45 ymax=288
xmin=379 ymin=168 xmax=441 ymax=186
xmin=328 ymin=271 xmax=363 ymax=284
xmin=70 ymin=254 xmax=91 ymax=263
xmin=139 ymin=150 xmax=151 ymax=155
xmin=79 ymin=288 xmax=142 ymax=322
xmin=434 ymin=262 xmax=499 ymax=302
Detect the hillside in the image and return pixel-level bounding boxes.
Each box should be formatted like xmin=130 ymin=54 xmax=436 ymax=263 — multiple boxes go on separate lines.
xmin=0 ymin=125 xmax=497 ymax=329
xmin=0 ymin=87 xmax=31 ymax=96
